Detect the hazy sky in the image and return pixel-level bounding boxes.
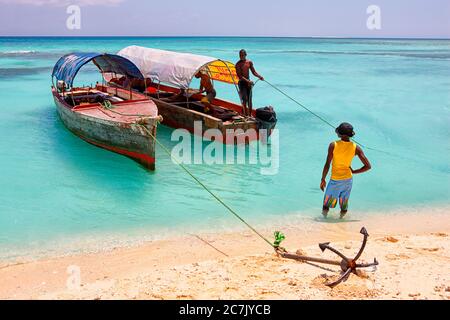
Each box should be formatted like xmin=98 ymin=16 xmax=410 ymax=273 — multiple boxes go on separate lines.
xmin=0 ymin=0 xmax=449 ymax=38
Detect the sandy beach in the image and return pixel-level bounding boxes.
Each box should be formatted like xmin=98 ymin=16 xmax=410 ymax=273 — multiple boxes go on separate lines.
xmin=0 ymin=206 xmax=449 ymax=300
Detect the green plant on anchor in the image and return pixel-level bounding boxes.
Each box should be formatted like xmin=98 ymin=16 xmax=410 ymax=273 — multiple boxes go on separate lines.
xmin=273 ymin=231 xmax=285 ymax=248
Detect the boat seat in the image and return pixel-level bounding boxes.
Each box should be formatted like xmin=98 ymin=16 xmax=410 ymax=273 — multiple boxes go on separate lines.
xmin=168 ymin=101 xmax=237 ymax=121
xmin=210 ymin=106 xmax=237 ymax=121
xmin=65 ymin=92 xmax=119 ymax=107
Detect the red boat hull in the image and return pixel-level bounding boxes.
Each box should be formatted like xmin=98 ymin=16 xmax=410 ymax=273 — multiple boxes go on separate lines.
xmin=53 ymin=87 xmax=159 ymax=170
xmin=146 ymin=84 xmax=273 ymax=145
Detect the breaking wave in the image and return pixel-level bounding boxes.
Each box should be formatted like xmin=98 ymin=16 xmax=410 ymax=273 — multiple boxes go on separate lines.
xmin=0 ymin=50 xmax=65 ymax=60
xmin=0 ymin=50 xmax=36 ymax=56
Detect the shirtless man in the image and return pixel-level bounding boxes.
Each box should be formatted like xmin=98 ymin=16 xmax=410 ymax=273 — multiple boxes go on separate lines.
xmin=195 ymin=71 xmax=216 ymax=113
xmin=235 ymin=49 xmax=264 ymax=116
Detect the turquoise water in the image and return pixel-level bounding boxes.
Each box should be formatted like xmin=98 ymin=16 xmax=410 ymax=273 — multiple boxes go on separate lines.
xmin=0 ymin=37 xmax=449 ymax=260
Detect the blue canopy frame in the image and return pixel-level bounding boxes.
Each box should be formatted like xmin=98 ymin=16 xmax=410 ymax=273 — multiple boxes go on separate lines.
xmin=52 ymin=52 xmax=144 ymax=88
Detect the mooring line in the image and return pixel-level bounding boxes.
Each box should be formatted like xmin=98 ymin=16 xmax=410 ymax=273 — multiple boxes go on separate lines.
xmin=189 ymin=234 xmax=229 ymax=257
xmin=139 ymin=124 xmax=275 ymax=249
xmin=94 ymin=102 xmax=271 ymax=247
xmin=263 ymin=80 xmax=397 ymax=157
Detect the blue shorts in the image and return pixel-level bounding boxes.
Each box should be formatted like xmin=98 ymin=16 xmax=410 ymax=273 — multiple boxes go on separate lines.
xmin=323 ymin=178 xmax=353 ymax=211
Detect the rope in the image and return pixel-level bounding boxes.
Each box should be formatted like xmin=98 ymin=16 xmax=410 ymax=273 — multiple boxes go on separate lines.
xmin=101 ymin=100 xmax=275 ymax=248
xmin=263 ymin=79 xmax=396 ymax=156
xmin=97 ymin=99 xmax=274 ymax=247
xmin=264 ymin=80 xmax=335 ymax=128
xmin=189 ymin=234 xmax=229 ymax=257
xmin=99 ymin=100 xmax=148 ymax=118
xmin=97 ymin=100 xmax=274 ymax=248
xmin=138 ymin=124 xmax=276 ymax=249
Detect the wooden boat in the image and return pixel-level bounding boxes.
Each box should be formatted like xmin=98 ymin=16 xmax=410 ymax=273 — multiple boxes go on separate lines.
xmin=51 ymin=53 xmax=160 ymax=170
xmin=117 ymin=46 xmax=277 ymax=144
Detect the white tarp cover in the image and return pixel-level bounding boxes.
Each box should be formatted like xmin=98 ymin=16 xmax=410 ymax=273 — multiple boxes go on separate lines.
xmin=118 ymin=46 xmax=217 ymax=89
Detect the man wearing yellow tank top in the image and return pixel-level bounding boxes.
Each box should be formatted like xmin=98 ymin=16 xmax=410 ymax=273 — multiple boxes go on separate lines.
xmin=320 ymin=123 xmax=372 ymax=218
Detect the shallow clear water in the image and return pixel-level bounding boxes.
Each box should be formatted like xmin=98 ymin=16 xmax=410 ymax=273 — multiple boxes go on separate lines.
xmin=0 ymin=37 xmax=449 ymax=260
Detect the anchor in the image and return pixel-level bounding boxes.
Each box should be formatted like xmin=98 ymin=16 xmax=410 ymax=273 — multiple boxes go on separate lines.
xmin=276 ymin=227 xmax=379 ymax=287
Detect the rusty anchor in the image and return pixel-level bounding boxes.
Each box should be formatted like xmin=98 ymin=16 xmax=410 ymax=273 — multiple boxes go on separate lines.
xmin=276 ymin=227 xmax=379 ymax=287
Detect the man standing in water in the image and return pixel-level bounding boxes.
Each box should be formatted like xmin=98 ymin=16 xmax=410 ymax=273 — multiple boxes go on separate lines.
xmin=235 ymin=49 xmax=264 ymax=116
xmin=320 ymin=123 xmax=372 ymax=218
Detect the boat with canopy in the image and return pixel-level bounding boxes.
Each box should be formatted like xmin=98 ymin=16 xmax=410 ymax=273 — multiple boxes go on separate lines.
xmin=51 ymin=52 xmax=160 ymax=170
xmin=116 ymin=46 xmax=277 ymax=144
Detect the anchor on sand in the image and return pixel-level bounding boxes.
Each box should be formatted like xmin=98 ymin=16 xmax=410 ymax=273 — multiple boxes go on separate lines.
xmin=275 ymin=227 xmax=379 ymax=287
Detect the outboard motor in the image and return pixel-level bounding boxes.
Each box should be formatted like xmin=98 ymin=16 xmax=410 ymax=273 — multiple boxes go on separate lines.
xmin=255 ymin=106 xmax=277 ymax=132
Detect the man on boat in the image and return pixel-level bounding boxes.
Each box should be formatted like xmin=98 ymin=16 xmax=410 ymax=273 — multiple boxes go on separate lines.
xmin=320 ymin=123 xmax=372 ymax=219
xmin=235 ymin=49 xmax=264 ymax=116
xmin=195 ymin=70 xmax=216 ymax=114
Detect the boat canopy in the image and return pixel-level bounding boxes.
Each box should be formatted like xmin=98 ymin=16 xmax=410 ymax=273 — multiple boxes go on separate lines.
xmin=117 ymin=46 xmax=238 ymax=89
xmin=52 ymin=52 xmax=144 ymax=88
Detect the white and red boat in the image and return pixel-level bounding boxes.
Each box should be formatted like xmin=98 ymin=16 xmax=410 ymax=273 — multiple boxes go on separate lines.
xmin=51 ymin=52 xmax=160 ymax=170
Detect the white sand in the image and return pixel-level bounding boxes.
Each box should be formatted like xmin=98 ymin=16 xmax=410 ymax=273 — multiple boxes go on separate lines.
xmin=0 ymin=207 xmax=449 ymax=300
